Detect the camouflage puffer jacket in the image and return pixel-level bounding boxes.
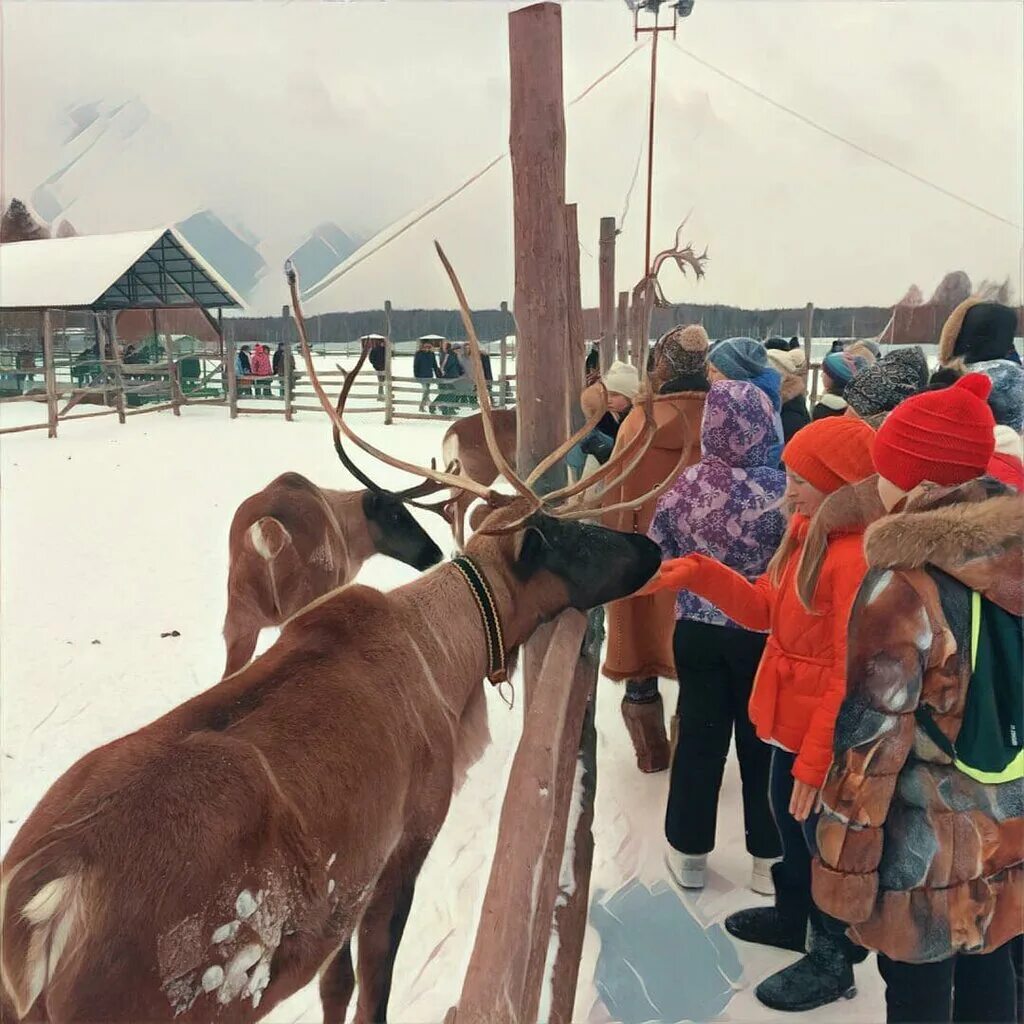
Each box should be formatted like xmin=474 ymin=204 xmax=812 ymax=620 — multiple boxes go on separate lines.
xmin=812 ymin=478 xmax=1024 ymax=964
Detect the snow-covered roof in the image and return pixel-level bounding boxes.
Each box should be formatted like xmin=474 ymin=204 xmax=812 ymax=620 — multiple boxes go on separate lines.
xmin=0 ymin=228 xmax=244 ymax=311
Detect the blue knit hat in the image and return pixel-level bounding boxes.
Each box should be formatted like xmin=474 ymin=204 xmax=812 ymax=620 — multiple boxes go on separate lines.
xmin=971 ymin=359 xmax=1024 ymax=432
xmin=822 ymin=350 xmax=869 ymax=386
xmin=708 ymin=337 xmax=768 ymax=381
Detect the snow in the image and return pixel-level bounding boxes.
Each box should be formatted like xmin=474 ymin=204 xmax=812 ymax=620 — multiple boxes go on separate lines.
xmin=0 ymin=403 xmax=883 ymax=1022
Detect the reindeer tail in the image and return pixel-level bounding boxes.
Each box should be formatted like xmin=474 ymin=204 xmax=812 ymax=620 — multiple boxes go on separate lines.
xmin=247 ymin=516 xmax=291 ymax=562
xmin=1 ymin=862 xmax=88 ymax=1019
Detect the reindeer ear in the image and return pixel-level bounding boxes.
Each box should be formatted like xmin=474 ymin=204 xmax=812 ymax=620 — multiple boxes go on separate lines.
xmin=467 ymin=503 xmax=491 ymax=533
xmin=514 ymin=520 xmax=555 ymax=576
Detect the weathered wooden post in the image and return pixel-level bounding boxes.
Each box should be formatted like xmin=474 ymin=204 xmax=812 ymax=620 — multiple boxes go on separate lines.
xmin=384 ymin=300 xmax=394 ymax=424
xmin=281 ymin=304 xmax=293 ymax=421
xmin=802 ymin=301 xmax=815 ymax=397
xmin=41 ymin=309 xmax=58 ymax=438
xmin=106 ymin=311 xmax=126 ymax=424
xmin=510 ymin=0 xmax=570 ymax=496
xmin=598 ymin=216 xmax=616 ymax=373
xmin=499 ymin=299 xmax=509 ymax=408
xmin=226 ymin=330 xmax=238 ymax=419
xmin=616 ymin=289 xmax=629 ymax=363
xmin=564 ymin=204 xmax=586 ymax=434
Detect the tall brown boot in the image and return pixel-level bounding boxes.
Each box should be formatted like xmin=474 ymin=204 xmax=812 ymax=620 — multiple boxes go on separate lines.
xmin=621 ymin=693 xmax=670 ymax=773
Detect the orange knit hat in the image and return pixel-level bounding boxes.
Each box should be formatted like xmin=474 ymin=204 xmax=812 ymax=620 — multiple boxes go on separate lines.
xmin=873 ymin=373 xmax=995 ymax=490
xmin=782 ymin=417 xmax=876 ymax=494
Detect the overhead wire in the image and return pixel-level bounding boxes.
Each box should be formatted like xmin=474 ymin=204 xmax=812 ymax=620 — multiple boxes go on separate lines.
xmin=671 ymin=41 xmax=1021 ymax=231
xmin=302 ymin=42 xmax=646 ymax=300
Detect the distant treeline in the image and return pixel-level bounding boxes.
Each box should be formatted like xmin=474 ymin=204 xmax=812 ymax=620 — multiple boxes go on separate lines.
xmin=227 ymin=302 xmax=895 ymax=346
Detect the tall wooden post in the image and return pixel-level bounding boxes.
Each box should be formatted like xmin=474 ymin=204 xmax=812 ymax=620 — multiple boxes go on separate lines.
xmin=384 ymin=300 xmax=394 ymax=424
xmin=616 ymin=290 xmax=629 ymax=364
xmin=510 ymin=0 xmax=569 ymax=496
xmin=281 ymin=304 xmax=293 ymax=421
xmin=802 ymin=301 xmax=815 ymax=395
xmin=107 ymin=311 xmax=126 ymax=424
xmin=499 ymin=300 xmax=509 ymax=408
xmin=564 ymin=204 xmax=585 ymax=434
xmin=226 ymin=330 xmax=238 ymax=419
xmin=41 ymin=310 xmax=58 ymax=438
xmin=598 ymin=217 xmax=616 ymax=373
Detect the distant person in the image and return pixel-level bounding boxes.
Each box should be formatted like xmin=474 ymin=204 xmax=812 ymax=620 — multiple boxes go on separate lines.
xmin=438 ymin=341 xmax=463 ymax=415
xmin=767 ymin=347 xmax=811 ymax=442
xmin=813 ymin=351 xmax=868 ymax=421
xmin=414 ymin=340 xmax=440 ymax=414
xmin=236 ymin=344 xmax=253 ymax=397
xmin=273 ymin=342 xmax=294 ymax=397
xmin=367 ymin=337 xmax=387 ymax=400
xmin=249 ymin=343 xmax=272 ymax=397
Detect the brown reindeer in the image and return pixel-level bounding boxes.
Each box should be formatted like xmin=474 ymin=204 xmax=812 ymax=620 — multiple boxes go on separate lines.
xmin=440 ymin=408 xmax=516 ymax=548
xmin=0 ymin=251 xmax=686 ymax=1024
xmin=222 ymin=459 xmax=449 ymax=676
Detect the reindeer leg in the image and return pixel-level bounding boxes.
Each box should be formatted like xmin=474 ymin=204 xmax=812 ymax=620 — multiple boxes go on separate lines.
xmin=319 ymin=939 xmax=355 ymax=1024
xmin=353 ymin=840 xmax=429 ymax=1024
xmin=222 ymin=613 xmax=260 ymax=677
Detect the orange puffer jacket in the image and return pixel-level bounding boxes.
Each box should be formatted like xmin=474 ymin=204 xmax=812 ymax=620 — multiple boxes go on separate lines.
xmin=683 ymin=514 xmax=867 ymax=787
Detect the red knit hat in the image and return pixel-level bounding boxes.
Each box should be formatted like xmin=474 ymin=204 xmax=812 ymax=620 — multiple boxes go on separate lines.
xmin=782 ymin=417 xmax=876 ymax=494
xmin=873 ymin=373 xmax=995 ymax=491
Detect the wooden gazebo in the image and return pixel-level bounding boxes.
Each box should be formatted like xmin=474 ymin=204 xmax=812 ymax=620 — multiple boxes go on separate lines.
xmin=0 ymin=227 xmax=243 ymax=435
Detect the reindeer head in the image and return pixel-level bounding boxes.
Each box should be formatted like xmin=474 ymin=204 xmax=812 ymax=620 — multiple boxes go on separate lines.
xmin=465 ymin=500 xmax=660 ymax=615
xmin=361 ymin=490 xmax=443 ymax=571
xmin=286 ymin=248 xmax=686 ymax=620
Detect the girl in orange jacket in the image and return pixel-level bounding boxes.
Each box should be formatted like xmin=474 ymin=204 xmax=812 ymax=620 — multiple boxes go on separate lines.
xmin=646 ymin=415 xmax=876 ymax=1013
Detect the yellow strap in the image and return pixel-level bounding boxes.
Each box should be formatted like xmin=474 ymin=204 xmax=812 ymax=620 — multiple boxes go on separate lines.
xmin=971 ymin=590 xmax=981 ymax=670
xmin=957 ymin=749 xmax=1024 ymax=785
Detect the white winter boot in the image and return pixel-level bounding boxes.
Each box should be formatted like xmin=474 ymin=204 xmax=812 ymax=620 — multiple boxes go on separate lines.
xmin=666 ymin=850 xmax=707 ymax=890
xmin=751 ymin=856 xmax=780 ymax=896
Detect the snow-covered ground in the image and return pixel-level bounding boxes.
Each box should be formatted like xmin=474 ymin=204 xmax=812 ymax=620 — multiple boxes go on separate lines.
xmin=0 ymin=400 xmax=884 ymax=1023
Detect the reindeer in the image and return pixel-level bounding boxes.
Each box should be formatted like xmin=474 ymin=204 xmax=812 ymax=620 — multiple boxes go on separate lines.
xmin=440 ymin=408 xmax=516 ymax=548
xmin=222 ymin=458 xmax=449 ymax=676
xmin=0 ymin=249 xmax=690 ymax=1024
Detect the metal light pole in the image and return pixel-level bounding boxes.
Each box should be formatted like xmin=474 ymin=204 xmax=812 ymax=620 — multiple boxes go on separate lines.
xmin=632 ymin=0 xmax=695 ymax=276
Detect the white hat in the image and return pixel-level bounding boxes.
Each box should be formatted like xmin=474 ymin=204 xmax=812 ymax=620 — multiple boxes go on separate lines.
xmin=766 ymin=348 xmax=806 ymax=376
xmin=603 ymin=361 xmax=640 ymax=401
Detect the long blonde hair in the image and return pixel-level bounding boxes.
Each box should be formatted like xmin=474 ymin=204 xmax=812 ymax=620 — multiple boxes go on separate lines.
xmin=766 ymin=517 xmax=801 ymax=589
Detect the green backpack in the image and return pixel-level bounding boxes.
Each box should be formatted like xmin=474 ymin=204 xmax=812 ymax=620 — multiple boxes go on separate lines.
xmin=915 ymin=591 xmax=1024 ymax=785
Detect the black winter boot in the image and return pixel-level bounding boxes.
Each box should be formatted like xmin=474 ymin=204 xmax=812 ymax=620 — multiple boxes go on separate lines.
xmin=754 ymin=914 xmax=857 ymax=1013
xmin=724 ymin=863 xmax=808 ymax=953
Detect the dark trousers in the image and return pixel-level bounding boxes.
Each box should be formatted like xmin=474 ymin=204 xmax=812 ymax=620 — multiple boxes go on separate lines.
xmin=878 ymin=943 xmax=1018 ymax=1023
xmin=665 ymin=619 xmax=780 ymax=858
xmin=771 ymin=747 xmax=814 ymax=895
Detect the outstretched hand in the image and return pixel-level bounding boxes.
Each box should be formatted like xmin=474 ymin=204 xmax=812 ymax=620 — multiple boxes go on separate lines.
xmin=635 ymin=556 xmax=701 ymax=597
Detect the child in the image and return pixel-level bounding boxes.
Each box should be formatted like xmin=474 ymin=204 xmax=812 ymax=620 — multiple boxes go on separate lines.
xmin=644 ymin=416 xmax=876 ymax=1012
xmin=649 ymin=380 xmax=785 ymax=895
xmin=813 ymin=375 xmax=1022 ymax=1023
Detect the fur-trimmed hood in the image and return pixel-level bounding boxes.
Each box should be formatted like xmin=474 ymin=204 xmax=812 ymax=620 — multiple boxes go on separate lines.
xmin=864 ymin=478 xmax=1024 ymax=614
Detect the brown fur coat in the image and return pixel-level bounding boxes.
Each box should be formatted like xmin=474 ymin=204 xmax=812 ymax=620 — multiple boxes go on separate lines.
xmin=812 ymin=479 xmax=1024 ymax=963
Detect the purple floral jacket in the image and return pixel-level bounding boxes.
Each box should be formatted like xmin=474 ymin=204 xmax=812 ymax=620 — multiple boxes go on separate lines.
xmin=649 ymin=380 xmax=786 ymax=630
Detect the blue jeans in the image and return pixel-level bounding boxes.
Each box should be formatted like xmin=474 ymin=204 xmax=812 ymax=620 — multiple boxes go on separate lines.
xmin=566 ymin=429 xmax=615 ymax=476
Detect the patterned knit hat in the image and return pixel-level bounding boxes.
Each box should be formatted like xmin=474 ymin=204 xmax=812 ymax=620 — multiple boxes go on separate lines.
xmin=845 ymin=347 xmax=929 ymax=419
xmin=822 ymin=350 xmax=869 ymax=386
xmin=782 ymin=416 xmax=876 ymax=494
xmin=708 ymin=337 xmax=767 ymax=380
xmin=873 ymin=374 xmax=995 ymax=490
xmin=656 ymin=324 xmax=709 ymax=377
xmin=971 ymin=359 xmax=1024 ymax=431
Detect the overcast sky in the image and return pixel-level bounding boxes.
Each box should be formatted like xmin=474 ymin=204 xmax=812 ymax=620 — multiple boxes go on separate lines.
xmin=3 ymin=1 xmax=1022 ymax=314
